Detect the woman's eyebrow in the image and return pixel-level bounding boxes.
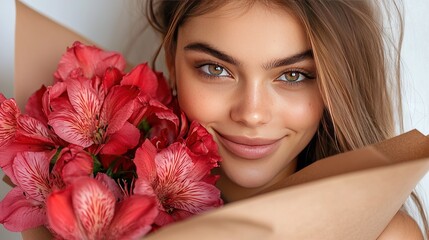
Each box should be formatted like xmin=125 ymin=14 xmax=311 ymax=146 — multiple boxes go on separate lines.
xmin=184 ymin=42 xmax=239 ymax=65
xmin=262 ymin=50 xmax=313 ymax=70
xmin=184 ymin=41 xmax=313 ymax=69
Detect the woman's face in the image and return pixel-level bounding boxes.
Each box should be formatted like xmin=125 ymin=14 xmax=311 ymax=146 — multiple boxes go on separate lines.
xmin=172 ymin=2 xmax=324 ymax=193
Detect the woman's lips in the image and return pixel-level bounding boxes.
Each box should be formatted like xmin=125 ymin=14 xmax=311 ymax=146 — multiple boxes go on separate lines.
xmin=215 ymin=132 xmax=282 ymax=160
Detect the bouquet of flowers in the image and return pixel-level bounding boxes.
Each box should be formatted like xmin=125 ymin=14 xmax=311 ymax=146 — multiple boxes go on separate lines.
xmin=0 ymin=42 xmax=223 ymax=239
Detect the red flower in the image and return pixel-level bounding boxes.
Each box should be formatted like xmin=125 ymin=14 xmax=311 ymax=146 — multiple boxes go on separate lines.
xmin=134 ymin=140 xmax=223 ymax=226
xmin=25 ymin=86 xmax=49 ymax=125
xmin=0 ymin=94 xmax=20 ymax=148
xmin=0 ymin=95 xmax=60 ymax=183
xmin=121 ymin=63 xmax=172 ymax=105
xmin=183 ymin=121 xmax=221 ymax=185
xmin=54 ymin=41 xmax=126 ymax=82
xmin=48 ymin=79 xmax=140 ymax=154
xmin=47 ymin=177 xmax=158 ymax=240
xmin=0 ymin=42 xmax=223 ymax=236
xmin=130 ymin=96 xmax=180 ymax=149
xmin=154 ymin=71 xmax=172 ymax=105
xmin=0 ymin=152 xmax=58 ymax=231
xmin=185 ymin=121 xmax=220 ymax=165
xmin=53 ymin=146 xmax=94 ymax=185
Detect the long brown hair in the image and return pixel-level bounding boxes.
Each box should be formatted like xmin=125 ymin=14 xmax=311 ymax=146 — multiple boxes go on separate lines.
xmin=145 ymin=0 xmax=428 ymax=235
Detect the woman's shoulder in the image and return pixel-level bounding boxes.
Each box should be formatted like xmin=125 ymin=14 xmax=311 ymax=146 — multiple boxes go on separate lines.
xmin=377 ymin=210 xmax=423 ymax=240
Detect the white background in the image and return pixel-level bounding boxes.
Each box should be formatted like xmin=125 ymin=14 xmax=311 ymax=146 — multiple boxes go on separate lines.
xmin=0 ymin=1 xmax=428 ymax=238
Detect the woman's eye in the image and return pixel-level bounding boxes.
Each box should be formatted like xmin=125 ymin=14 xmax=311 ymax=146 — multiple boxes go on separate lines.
xmin=277 ymin=71 xmax=307 ymax=83
xmin=199 ymin=64 xmax=230 ymax=77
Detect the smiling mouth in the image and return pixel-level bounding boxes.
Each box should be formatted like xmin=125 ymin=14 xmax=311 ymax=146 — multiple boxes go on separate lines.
xmin=214 ymin=131 xmax=282 ymax=160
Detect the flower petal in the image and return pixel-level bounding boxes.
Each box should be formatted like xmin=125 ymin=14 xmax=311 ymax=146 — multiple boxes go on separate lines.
xmin=134 ymin=140 xmax=157 ymax=182
xmin=153 ymin=211 xmax=175 ymax=227
xmin=43 ymin=82 xmax=67 ymax=116
xmin=148 ymin=143 xmax=223 ymax=221
xmin=93 ymin=50 xmax=126 ymax=78
xmin=72 ymin=177 xmax=116 ymax=239
xmin=25 ymin=85 xmax=48 ymax=125
xmin=133 ymin=140 xmax=158 ymax=197
xmin=120 ymin=63 xmax=158 ymax=97
xmin=102 ymin=67 xmax=124 ymax=91
xmin=131 ymin=98 xmax=179 ymax=148
xmin=0 ymin=187 xmax=47 ymax=231
xmin=108 ymin=195 xmax=158 ymax=240
xmin=49 ymin=103 xmax=95 ymax=147
xmin=133 ymin=179 xmax=156 ymax=198
xmin=154 ymin=71 xmax=172 ymax=105
xmin=54 ymin=41 xmax=125 ymax=81
xmin=0 ymin=145 xmax=54 ymax=185
xmin=146 ymin=99 xmax=180 ymax=143
xmin=49 ymin=80 xmax=101 ymax=147
xmin=15 ymin=115 xmax=55 ymax=146
xmin=186 ymin=121 xmax=220 ymax=165
xmin=156 ymin=143 xmax=194 ymax=184
xmin=46 ymin=187 xmax=82 ymax=240
xmin=58 ymin=147 xmax=94 ymax=184
xmin=101 ymin=85 xmax=139 ymax=134
xmin=168 ymin=181 xmax=222 ymax=215
xmin=13 ymin=152 xmax=51 ymax=202
xmin=184 ymin=121 xmax=221 ymax=181
xmin=95 ymin=173 xmax=123 ymax=201
xmin=66 ymin=79 xmax=102 ymax=123
xmin=101 ymin=122 xmax=140 ymax=155
xmin=0 ymin=97 xmax=20 ymax=148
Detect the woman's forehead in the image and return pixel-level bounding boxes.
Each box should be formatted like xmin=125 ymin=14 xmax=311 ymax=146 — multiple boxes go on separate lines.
xmin=182 ymin=0 xmax=296 ymax=24
xmin=177 ymin=1 xmax=311 ymax=66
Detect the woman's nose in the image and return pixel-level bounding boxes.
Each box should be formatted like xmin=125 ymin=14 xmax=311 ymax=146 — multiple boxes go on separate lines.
xmin=230 ymin=80 xmax=272 ymax=128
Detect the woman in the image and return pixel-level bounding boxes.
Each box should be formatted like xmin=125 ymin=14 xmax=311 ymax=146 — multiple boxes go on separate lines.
xmin=19 ymin=0 xmax=426 ymax=239
xmin=145 ymin=0 xmax=426 ymax=238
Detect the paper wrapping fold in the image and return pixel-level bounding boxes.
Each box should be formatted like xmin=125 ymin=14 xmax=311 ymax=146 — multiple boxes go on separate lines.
xmin=144 ymin=130 xmax=429 ymax=240
xmin=14 ymin=0 xmax=93 ymax=110
xmin=11 ymin=2 xmax=429 ymax=239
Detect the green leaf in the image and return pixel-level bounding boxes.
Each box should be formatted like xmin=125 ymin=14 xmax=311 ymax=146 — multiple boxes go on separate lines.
xmin=49 ymin=146 xmax=64 ymax=172
xmin=92 ymin=154 xmax=103 ymax=174
xmin=138 ymin=118 xmax=151 ymax=132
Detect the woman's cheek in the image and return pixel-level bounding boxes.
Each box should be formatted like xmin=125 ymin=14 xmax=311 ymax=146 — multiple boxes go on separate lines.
xmin=177 ymin=81 xmax=220 ymax=126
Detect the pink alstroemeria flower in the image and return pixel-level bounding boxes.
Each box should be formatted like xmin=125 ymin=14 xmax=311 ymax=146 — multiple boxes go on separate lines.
xmin=130 ymin=95 xmax=180 ymax=149
xmin=47 ymin=177 xmax=158 ymax=240
xmin=121 ymin=63 xmax=172 ymax=105
xmin=52 ymin=145 xmax=94 ymax=185
xmin=25 ymin=85 xmax=49 ymax=125
xmin=0 ymin=152 xmax=56 ymax=231
xmin=48 ymin=79 xmax=140 ymax=155
xmin=54 ymin=41 xmax=126 ymax=83
xmin=0 ymin=95 xmax=59 ymax=182
xmin=134 ymin=140 xmax=223 ymax=226
xmin=0 ymin=94 xmax=20 ymax=148
xmin=183 ymin=121 xmax=221 ymax=185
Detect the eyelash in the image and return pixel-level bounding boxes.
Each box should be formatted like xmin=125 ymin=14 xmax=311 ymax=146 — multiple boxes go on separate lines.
xmin=195 ymin=62 xmax=232 ymax=80
xmin=276 ymin=68 xmax=316 ymax=86
xmin=195 ymin=63 xmax=315 ymax=85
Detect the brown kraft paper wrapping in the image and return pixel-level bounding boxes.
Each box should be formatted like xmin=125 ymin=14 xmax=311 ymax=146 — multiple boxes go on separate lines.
xmin=14 ymin=0 xmax=94 ymax=110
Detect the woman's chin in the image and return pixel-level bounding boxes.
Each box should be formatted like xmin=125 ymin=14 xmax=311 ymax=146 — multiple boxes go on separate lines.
xmin=223 ymin=168 xmax=274 ymax=189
